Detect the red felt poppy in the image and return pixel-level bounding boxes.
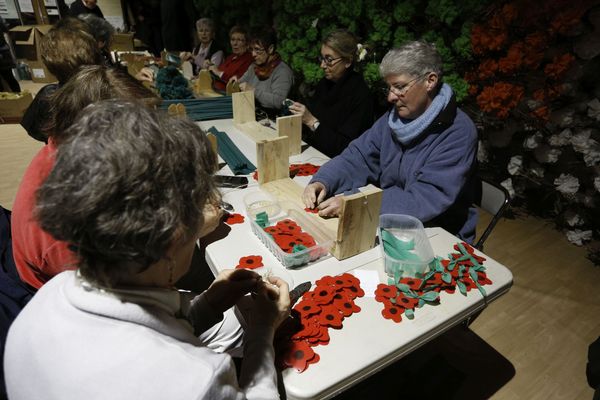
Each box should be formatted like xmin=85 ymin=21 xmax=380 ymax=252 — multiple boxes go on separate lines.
xmin=284 ymin=339 xmax=317 ymax=372
xmin=338 ymin=273 xmax=361 ymax=288
xmin=317 ymin=304 xmax=344 ymax=328
xmin=263 ymin=226 xmax=280 ymax=235
xmin=333 ymin=296 xmax=361 ymax=317
xmin=477 ymin=271 xmax=493 ymax=285
xmin=394 ymin=293 xmax=419 ymax=309
xmin=312 ymin=285 xmax=337 ymax=305
xmin=381 ymin=302 xmax=404 ymax=323
xmin=374 ymin=284 xmax=398 ymax=299
xmin=340 ymin=284 xmax=365 ymax=299
xmin=224 ymin=213 xmax=245 ymax=225
xmin=399 ymin=277 xmax=423 ymax=291
xmin=304 ymin=207 xmax=319 ymax=214
xmin=460 ymin=277 xmax=477 ymax=291
xmin=291 ymin=318 xmax=320 ymax=340
xmin=315 ymin=275 xmax=338 ymax=287
xmin=235 ymin=255 xmax=263 ymax=269
xmin=252 ymin=170 xmax=258 ymax=181
xmin=293 ymin=298 xmax=321 ymax=317
xmin=296 ymin=232 xmax=316 ymax=247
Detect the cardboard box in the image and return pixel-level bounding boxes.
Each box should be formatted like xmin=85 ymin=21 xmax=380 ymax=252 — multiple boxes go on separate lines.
xmin=0 ymin=92 xmax=33 ymax=121
xmin=111 ymin=33 xmax=134 ymax=51
xmin=10 ymin=25 xmax=53 ymax=61
xmin=27 ymin=59 xmax=57 ymax=83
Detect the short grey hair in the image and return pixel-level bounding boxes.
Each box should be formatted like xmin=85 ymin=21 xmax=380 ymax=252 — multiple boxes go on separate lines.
xmin=196 ymin=17 xmax=215 ymax=32
xmin=36 ymin=100 xmax=218 ymax=287
xmin=78 ymin=13 xmax=115 ymax=46
xmin=379 ymin=40 xmax=443 ymax=81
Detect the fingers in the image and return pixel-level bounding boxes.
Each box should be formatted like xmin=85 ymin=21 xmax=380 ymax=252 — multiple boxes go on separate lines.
xmin=316 ymin=186 xmax=328 ymax=204
xmin=318 ymin=197 xmax=341 ymax=218
xmin=302 ymin=185 xmax=317 ymax=209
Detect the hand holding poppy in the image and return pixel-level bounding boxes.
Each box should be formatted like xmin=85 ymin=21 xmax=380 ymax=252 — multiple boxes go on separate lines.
xmin=316 ymin=196 xmax=342 ymax=218
xmin=289 ymin=101 xmax=317 ymax=127
xmin=252 ymin=276 xmax=291 ymax=329
xmin=204 ymin=268 xmax=262 ymax=314
xmin=198 ymin=202 xmax=223 ymax=238
xmin=302 ymin=182 xmax=328 ymax=210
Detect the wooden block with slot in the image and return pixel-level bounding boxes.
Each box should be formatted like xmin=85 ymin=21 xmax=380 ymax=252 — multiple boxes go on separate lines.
xmin=232 ymin=91 xmax=256 ymax=125
xmin=332 ymin=186 xmax=383 ymax=260
xmin=206 ymin=132 xmax=218 ymax=169
xmin=256 ymin=137 xmax=289 ymax=184
xmin=276 ymin=115 xmax=302 ymax=156
xmin=194 ymin=70 xmax=221 ymax=97
xmin=226 ymin=80 xmax=240 ymax=95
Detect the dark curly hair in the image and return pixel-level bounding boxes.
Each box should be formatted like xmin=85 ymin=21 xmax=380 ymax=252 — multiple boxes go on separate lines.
xmin=35 ymin=100 xmax=218 ymax=287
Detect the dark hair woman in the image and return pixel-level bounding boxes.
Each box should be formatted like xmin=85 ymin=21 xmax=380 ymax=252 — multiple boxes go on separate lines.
xmin=289 ymin=29 xmax=374 ymax=158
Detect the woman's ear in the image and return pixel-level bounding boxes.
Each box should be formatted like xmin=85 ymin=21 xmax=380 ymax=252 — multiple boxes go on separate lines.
xmin=426 ymin=73 xmax=439 ymax=92
xmin=268 ymin=45 xmax=275 ymax=55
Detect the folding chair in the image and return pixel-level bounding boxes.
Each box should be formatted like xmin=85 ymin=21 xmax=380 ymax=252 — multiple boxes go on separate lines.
xmin=473 ymin=177 xmax=511 ymax=251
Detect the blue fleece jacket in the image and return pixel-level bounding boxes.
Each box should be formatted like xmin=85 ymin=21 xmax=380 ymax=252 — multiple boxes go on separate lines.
xmin=310 ymin=100 xmax=479 ymax=243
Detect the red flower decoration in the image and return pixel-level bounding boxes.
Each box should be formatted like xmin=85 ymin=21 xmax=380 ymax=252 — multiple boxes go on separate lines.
xmin=304 ymin=207 xmax=319 ymax=214
xmin=224 ymin=213 xmax=245 ymax=225
xmin=477 ymin=271 xmax=493 ymax=285
xmin=235 ymin=255 xmax=263 ymax=269
xmin=340 ymin=284 xmax=365 ymax=300
xmin=252 ymin=170 xmax=258 ymax=181
xmin=283 ymin=340 xmax=317 ymax=372
xmin=394 ymin=293 xmax=419 ymax=309
xmin=398 ymin=277 xmax=423 ymax=291
xmin=333 ymin=296 xmax=361 ymax=317
xmin=312 ymin=285 xmax=336 ymax=305
xmin=293 ymin=299 xmax=321 ymax=317
xmin=374 ymin=284 xmax=398 ymax=299
xmin=317 ymin=304 xmax=344 ymax=328
xmin=381 ymin=302 xmax=404 ymax=323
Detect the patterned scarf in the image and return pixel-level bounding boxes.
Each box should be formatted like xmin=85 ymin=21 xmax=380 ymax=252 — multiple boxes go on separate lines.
xmin=388 ymin=83 xmax=453 ymax=145
xmin=254 ymin=53 xmax=282 ymax=81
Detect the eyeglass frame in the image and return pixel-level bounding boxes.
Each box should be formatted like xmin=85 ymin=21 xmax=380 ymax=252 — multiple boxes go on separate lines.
xmin=317 ymin=55 xmax=343 ymax=67
xmin=383 ymin=72 xmax=430 ymax=97
xmin=251 ymin=46 xmax=266 ymax=55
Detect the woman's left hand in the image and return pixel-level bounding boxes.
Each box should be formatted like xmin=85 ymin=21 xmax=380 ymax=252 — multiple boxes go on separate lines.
xmin=289 ymin=102 xmax=317 ymax=127
xmin=205 ymin=269 xmax=262 ymax=313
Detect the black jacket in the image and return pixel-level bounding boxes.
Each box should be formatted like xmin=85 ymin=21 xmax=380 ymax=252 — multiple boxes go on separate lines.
xmin=304 ymin=68 xmax=374 ymax=158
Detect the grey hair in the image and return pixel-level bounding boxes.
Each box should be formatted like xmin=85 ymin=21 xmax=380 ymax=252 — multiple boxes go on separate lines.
xmin=196 ymin=18 xmax=215 ymax=32
xmin=78 ymin=13 xmax=115 ymax=46
xmin=36 ymin=100 xmax=218 ymax=287
xmin=379 ymin=40 xmax=443 ymax=81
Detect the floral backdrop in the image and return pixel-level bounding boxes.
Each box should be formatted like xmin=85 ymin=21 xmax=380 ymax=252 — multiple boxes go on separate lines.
xmin=194 ymin=0 xmax=600 ymax=262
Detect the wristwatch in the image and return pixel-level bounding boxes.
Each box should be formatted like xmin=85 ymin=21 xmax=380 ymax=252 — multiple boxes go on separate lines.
xmin=311 ymin=120 xmax=320 ymax=131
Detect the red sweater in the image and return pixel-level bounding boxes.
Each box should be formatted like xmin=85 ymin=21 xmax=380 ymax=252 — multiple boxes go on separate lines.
xmin=214 ymin=51 xmax=253 ymax=91
xmin=11 ymin=142 xmax=77 ymax=289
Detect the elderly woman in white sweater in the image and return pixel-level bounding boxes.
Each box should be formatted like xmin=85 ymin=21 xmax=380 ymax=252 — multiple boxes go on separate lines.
xmin=4 ymin=100 xmax=290 ymax=400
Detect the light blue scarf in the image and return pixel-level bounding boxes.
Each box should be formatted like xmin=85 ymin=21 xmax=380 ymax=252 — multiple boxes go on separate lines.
xmin=388 ymin=83 xmax=453 ymax=145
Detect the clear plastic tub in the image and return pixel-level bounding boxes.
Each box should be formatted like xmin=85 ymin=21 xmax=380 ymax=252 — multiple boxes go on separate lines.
xmin=379 ymin=214 xmax=435 ymax=280
xmin=250 ymin=208 xmax=333 ymax=268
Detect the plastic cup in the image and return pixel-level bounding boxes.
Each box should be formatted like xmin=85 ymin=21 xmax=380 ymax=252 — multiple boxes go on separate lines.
xmin=243 ymin=190 xmax=281 ymax=219
xmin=379 ymin=214 xmax=434 ymax=282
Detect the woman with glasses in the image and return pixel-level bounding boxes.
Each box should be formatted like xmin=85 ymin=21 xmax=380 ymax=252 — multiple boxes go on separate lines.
xmin=180 ymin=18 xmax=224 ymax=75
xmin=230 ymin=29 xmax=293 ymax=118
xmin=289 ymin=29 xmax=374 ymax=158
xmin=209 ymin=25 xmax=253 ymax=92
xmin=302 ymin=41 xmax=479 ymax=243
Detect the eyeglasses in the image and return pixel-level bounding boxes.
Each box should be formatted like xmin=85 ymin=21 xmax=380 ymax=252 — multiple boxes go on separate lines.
xmin=318 ymin=55 xmax=343 ymax=67
xmin=382 ymin=73 xmax=429 ymax=97
xmin=251 ymin=47 xmax=266 ymax=55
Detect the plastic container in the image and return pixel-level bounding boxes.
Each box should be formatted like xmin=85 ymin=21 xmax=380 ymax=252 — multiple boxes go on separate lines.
xmin=249 ymin=208 xmax=333 ymax=268
xmin=378 ymin=214 xmax=435 ymax=281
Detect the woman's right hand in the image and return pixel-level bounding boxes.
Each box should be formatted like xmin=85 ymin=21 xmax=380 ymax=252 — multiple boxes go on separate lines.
xmin=302 ymin=182 xmax=328 ymax=210
xmin=252 ymin=276 xmax=290 ymax=329
xmin=197 ymin=202 xmax=223 ymax=238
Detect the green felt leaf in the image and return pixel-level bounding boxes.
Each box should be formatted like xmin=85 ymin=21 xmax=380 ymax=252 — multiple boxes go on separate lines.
xmin=442 ymin=271 xmax=452 ymax=284
xmin=447 ymin=259 xmax=457 ymax=271
xmin=405 ymin=308 xmax=414 ymax=319
xmin=292 ymin=244 xmax=308 ymax=253
xmin=418 ymin=298 xmax=425 ymax=308
xmin=476 ymin=282 xmax=487 ymax=297
xmin=457 ymin=280 xmax=467 ymax=296
xmin=420 ymin=291 xmax=439 ymax=302
xmin=381 ymin=229 xmax=415 ymax=250
xmin=469 ymin=268 xmax=478 ymax=282
xmin=396 ymin=283 xmax=411 ymax=293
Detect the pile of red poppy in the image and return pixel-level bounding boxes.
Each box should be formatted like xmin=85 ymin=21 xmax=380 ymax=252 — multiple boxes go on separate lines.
xmin=275 ymin=273 xmax=364 ymax=372
xmin=375 ymin=242 xmax=493 ymax=323
xmin=263 ymin=219 xmax=317 ymax=254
